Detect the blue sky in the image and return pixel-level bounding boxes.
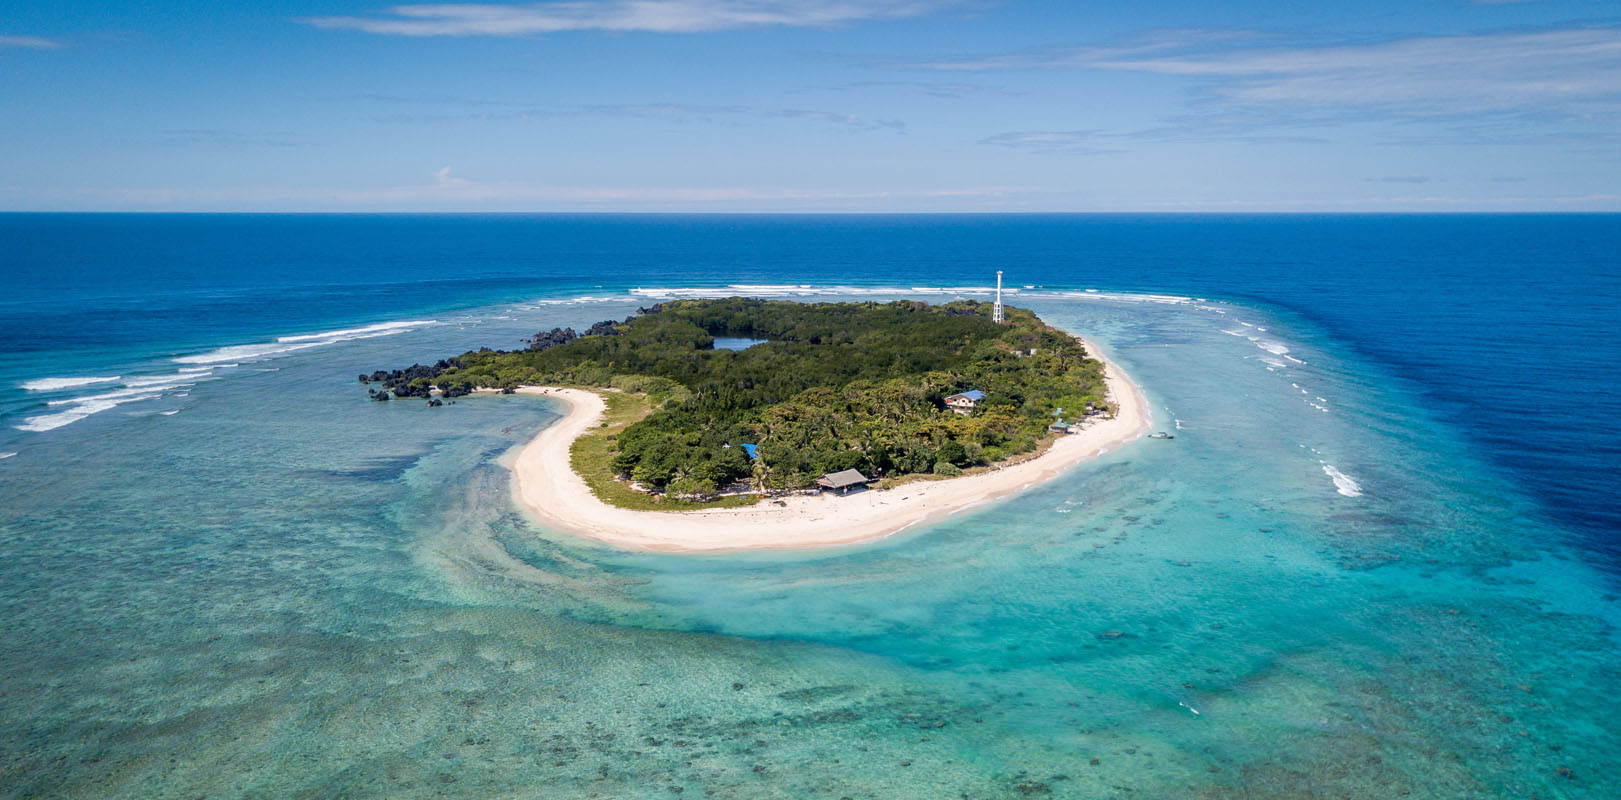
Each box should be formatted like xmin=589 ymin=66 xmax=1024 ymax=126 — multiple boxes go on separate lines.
xmin=2 ymin=1 xmax=1619 ymax=211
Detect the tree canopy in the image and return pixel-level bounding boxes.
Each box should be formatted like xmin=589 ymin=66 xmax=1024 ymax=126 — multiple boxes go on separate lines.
xmin=376 ymin=298 xmax=1108 ymax=495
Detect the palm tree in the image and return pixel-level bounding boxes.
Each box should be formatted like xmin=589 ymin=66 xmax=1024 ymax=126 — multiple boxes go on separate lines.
xmin=750 ymin=458 xmax=770 ymax=495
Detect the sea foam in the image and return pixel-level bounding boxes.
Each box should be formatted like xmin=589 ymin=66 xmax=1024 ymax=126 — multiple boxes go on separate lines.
xmin=17 ymin=392 xmax=164 ymax=432
xmin=274 ymin=319 xmax=433 ymax=344
xmin=625 ymin=285 xmax=1194 ymax=305
xmin=19 ymin=372 xmax=218 ymax=433
xmin=174 ymin=320 xmax=436 ymax=365
xmin=20 ymin=376 xmax=121 ymax=392
xmin=1321 ymin=464 xmax=1364 ymax=497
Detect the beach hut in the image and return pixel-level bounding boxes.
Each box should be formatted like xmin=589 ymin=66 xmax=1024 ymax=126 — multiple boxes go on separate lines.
xmin=816 ymin=469 xmax=871 ymax=495
xmin=1047 ymin=420 xmax=1071 ymax=434
xmin=945 ymin=389 xmax=986 ymax=415
xmin=740 ymin=443 xmax=759 ymax=460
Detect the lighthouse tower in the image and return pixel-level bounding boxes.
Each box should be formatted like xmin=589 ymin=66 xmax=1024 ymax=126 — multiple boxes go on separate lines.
xmin=993 ymin=270 xmax=1005 ymax=324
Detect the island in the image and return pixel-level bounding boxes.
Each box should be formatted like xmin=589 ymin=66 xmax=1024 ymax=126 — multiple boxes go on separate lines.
xmin=364 ymin=298 xmax=1148 ymax=551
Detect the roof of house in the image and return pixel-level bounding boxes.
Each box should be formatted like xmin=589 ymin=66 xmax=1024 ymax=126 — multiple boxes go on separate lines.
xmin=817 ymin=469 xmax=871 ymax=489
xmin=740 ymin=443 xmax=759 ymax=460
xmin=949 ymin=389 xmax=986 ymax=402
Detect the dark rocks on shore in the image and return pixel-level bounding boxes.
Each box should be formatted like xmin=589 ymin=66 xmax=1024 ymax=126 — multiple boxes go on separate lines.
xmin=365 ymin=360 xmax=461 ymax=397
xmin=427 ymin=398 xmax=443 ymax=407
xmin=523 ymin=318 xmax=627 ymax=351
xmin=524 ymin=327 xmax=578 ymax=351
xmin=368 ymin=389 xmax=390 ymax=402
xmin=500 ymin=387 xmax=516 ymax=394
xmin=364 ymin=310 xmax=648 ymax=396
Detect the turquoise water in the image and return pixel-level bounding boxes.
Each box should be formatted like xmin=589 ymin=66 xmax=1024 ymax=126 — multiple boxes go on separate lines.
xmin=2 ymin=288 xmax=1614 ymax=798
xmin=1 ymin=214 xmax=1618 ymax=797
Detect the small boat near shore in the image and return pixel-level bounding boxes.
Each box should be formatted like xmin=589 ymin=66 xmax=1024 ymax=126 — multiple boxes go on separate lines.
xmin=1148 ymin=432 xmax=1175 ymax=439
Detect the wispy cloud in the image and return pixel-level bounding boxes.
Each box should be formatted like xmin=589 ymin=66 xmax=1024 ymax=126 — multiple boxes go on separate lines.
xmin=979 ymin=123 xmax=1323 ymax=154
xmin=777 ymin=108 xmax=906 ymax=132
xmin=579 ymin=102 xmax=749 ymax=120
xmin=914 ymin=27 xmax=1621 ymax=119
xmin=304 ymin=1 xmax=956 ymax=37
xmin=159 ymin=128 xmax=316 ymax=148
xmin=909 ymin=29 xmax=1261 ymax=71
xmin=0 ymin=35 xmax=62 ymax=49
xmin=8 ymin=167 xmax=1033 ymax=211
xmin=828 ymin=79 xmax=1021 ymax=98
xmin=354 ymin=96 xmax=905 ymax=131
xmin=978 ymin=130 xmax=1121 ymax=155
xmin=433 ymin=166 xmax=469 ymax=187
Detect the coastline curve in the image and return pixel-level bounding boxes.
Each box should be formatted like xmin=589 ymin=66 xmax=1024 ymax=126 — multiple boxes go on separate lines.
xmin=507 ymin=340 xmax=1150 ymax=552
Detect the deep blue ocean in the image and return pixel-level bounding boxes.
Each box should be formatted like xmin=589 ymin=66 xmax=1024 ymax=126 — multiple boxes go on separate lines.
xmin=1 ymin=214 xmax=1617 ymax=798
xmin=5 ymin=213 xmax=1615 ymax=554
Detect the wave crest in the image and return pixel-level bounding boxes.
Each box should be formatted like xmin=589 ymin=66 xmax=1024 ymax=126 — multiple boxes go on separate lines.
xmin=20 ymin=376 xmax=120 ymax=392
xmin=1321 ymin=464 xmax=1364 ymax=497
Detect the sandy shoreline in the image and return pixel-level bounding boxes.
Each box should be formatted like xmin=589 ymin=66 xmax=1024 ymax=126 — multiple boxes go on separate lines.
xmin=507 ymin=341 xmax=1150 ymax=552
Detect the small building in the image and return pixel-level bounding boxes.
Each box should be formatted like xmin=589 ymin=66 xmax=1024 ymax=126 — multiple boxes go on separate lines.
xmin=740 ymin=443 xmax=759 ymax=460
xmin=816 ymin=469 xmax=871 ymax=495
xmin=945 ymin=389 xmax=986 ymax=415
xmin=1047 ymin=421 xmax=1071 ymax=434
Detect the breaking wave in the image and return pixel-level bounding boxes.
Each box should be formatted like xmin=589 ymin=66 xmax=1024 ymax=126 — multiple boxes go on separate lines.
xmin=174 ymin=320 xmax=436 ymax=365
xmin=20 ymin=376 xmax=121 ymax=392
xmin=1321 ymin=464 xmax=1364 ymax=497
xmin=626 ymin=285 xmax=1195 ymax=305
xmin=17 ymin=392 xmax=167 ymax=432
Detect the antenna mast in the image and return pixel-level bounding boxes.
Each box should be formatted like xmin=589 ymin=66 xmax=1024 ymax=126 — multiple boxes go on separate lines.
xmin=993 ymin=270 xmax=1005 ymax=324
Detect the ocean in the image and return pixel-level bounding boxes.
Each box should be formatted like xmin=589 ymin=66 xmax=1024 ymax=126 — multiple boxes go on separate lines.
xmin=0 ymin=213 xmax=1616 ymax=798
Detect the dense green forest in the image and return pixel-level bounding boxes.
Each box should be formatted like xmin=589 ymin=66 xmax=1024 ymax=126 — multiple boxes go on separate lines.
xmin=371 ymin=298 xmax=1109 ymax=496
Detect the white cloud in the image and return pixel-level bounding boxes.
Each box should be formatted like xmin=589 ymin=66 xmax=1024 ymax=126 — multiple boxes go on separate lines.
xmin=304 ymin=1 xmax=954 ymax=37
xmin=979 ymin=124 xmax=1322 ymax=154
xmin=777 ymin=108 xmax=907 ymax=131
xmin=433 ymin=166 xmax=469 ymax=186
xmin=0 ymin=35 xmax=62 ymax=49
xmin=916 ymin=27 xmax=1621 ymax=118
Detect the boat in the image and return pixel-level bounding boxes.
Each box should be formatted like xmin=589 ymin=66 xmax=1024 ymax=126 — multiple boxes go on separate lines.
xmin=1148 ymin=432 xmax=1175 ymax=439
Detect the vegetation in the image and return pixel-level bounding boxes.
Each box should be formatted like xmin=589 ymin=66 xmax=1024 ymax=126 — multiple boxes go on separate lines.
xmin=566 ymin=388 xmax=759 ymax=511
xmin=373 ymin=298 xmax=1109 ymax=498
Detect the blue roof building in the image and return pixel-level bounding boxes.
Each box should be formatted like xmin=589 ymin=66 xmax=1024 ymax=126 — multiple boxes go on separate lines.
xmin=945 ymin=389 xmax=986 ymax=414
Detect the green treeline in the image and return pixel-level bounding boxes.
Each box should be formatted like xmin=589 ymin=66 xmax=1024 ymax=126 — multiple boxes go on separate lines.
xmin=404 ymin=298 xmax=1108 ymax=495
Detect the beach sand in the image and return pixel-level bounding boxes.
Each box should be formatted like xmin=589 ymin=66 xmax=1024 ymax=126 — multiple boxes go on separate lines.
xmin=508 ymin=343 xmax=1150 ymax=552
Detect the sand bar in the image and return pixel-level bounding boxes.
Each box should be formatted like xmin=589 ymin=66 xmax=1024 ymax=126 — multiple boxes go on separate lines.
xmin=508 ymin=342 xmax=1150 ymax=552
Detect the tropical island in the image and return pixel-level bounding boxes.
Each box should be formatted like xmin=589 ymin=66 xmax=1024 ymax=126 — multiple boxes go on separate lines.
xmin=364 ymin=297 xmax=1148 ymax=550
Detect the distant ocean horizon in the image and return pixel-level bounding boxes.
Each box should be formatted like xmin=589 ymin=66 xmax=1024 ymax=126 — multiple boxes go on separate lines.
xmin=1 ymin=213 xmax=1617 ymax=797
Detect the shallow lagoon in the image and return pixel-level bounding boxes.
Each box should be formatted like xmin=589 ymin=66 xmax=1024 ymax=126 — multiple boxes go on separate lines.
xmin=1 ymin=285 xmax=1616 ymax=798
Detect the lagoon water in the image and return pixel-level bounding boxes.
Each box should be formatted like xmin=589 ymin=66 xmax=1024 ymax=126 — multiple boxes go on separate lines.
xmin=0 ymin=214 xmax=1617 ymax=798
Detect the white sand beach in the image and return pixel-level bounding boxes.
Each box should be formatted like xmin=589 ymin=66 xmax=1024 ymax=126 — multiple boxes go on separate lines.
xmin=508 ymin=342 xmax=1150 ymax=552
